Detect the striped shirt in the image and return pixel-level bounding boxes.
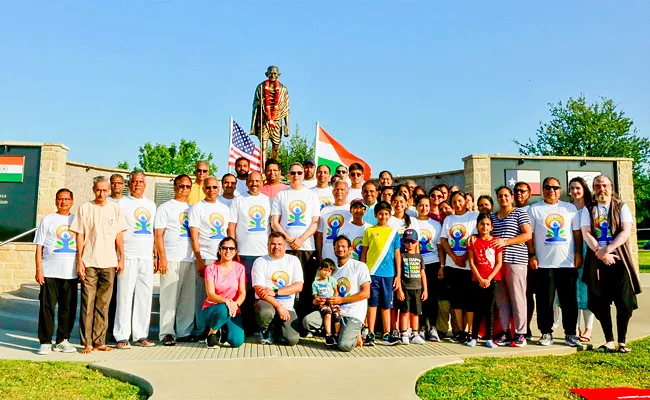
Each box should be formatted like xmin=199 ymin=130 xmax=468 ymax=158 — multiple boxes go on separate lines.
xmin=491 ymin=208 xmax=531 ymax=265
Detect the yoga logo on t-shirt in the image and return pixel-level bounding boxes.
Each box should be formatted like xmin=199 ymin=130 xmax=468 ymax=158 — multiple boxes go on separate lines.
xmin=337 ymin=276 xmax=351 ymax=297
xmin=271 ymin=270 xmax=291 ymax=299
xmin=178 ymin=212 xmax=190 ymax=238
xmin=248 ymin=206 xmax=267 ymax=232
xmin=287 ymin=200 xmax=307 ymax=227
xmin=54 ymin=225 xmax=76 ymax=253
xmin=449 ymin=224 xmax=468 ymax=254
xmin=209 ymin=213 xmax=226 ymax=239
xmin=326 ymin=214 xmax=345 ymax=239
xmin=319 ymin=197 xmax=331 ymax=210
xmin=544 ymin=213 xmax=567 ymax=243
xmin=594 ymin=214 xmax=613 ymax=244
xmin=133 ymin=207 xmax=152 ymax=235
xmin=419 ymin=229 xmax=434 ymax=254
xmin=352 ymin=237 xmax=363 ymax=260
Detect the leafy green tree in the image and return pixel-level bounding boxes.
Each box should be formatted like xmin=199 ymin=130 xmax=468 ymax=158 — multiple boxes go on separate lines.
xmin=514 ymin=95 xmax=650 ymax=225
xmin=270 ymin=124 xmax=315 ymax=174
xmin=136 ymin=139 xmax=217 ymax=175
xmin=116 ymin=160 xmax=130 ymax=170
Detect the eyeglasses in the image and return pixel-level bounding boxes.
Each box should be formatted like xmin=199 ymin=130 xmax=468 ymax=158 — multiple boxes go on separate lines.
xmin=176 ymin=184 xmax=191 ymax=189
xmin=205 ymin=185 xmax=219 ymax=189
xmin=196 ymin=169 xmax=208 ymax=173
xmin=431 ymin=194 xmax=444 ymax=199
xmin=289 ymin=171 xmax=303 ymax=176
xmin=220 ymin=246 xmax=236 ymax=251
xmin=336 ymin=170 xmax=348 ymax=174
xmin=350 ymin=172 xmax=362 ymax=177
xmin=513 ymin=188 xmax=528 ymax=194
xmin=543 ymin=185 xmax=560 ymax=191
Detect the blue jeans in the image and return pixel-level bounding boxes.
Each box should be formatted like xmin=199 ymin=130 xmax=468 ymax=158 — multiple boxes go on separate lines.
xmin=201 ymin=303 xmax=245 ymax=347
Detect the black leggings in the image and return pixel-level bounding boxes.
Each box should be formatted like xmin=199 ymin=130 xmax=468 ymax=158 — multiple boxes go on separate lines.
xmin=422 ymin=263 xmax=440 ymax=328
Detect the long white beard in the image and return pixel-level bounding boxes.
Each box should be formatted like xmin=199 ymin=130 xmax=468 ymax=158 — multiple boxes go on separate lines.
xmin=595 ymin=191 xmax=611 ymax=204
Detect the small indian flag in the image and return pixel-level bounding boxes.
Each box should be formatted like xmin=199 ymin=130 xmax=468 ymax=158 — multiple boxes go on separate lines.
xmin=0 ymin=156 xmax=25 ymax=183
xmin=316 ymin=124 xmax=372 ymax=181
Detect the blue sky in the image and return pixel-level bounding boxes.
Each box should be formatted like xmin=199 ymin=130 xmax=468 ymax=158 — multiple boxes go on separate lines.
xmin=1 ymin=1 xmax=648 ymax=177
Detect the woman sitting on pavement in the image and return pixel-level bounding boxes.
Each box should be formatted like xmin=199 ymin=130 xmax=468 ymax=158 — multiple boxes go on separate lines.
xmin=202 ymin=237 xmax=246 ymax=348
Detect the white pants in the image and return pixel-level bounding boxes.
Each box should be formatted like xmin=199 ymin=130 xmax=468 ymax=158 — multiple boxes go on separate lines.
xmin=159 ymin=261 xmax=195 ymax=340
xmin=114 ymin=258 xmax=154 ymax=342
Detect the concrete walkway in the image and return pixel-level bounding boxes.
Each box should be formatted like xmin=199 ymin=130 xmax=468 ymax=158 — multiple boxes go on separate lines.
xmin=1 ymin=274 xmax=648 ymax=399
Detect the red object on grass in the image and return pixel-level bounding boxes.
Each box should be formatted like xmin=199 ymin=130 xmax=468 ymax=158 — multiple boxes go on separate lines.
xmin=571 ymin=387 xmax=650 ymax=399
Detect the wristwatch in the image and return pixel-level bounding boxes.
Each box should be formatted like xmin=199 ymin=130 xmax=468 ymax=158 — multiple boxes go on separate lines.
xmin=273 ymin=287 xmax=279 ymax=296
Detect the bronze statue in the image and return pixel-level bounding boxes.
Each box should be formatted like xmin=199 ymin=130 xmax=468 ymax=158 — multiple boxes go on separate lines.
xmin=250 ymin=66 xmax=290 ymax=164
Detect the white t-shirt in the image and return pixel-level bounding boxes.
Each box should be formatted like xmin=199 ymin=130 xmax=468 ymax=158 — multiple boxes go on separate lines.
xmin=388 ymin=215 xmax=421 ymax=238
xmin=34 ymin=213 xmax=78 ymax=279
xmin=188 ymin=200 xmax=231 ymax=260
xmin=440 ymin=211 xmax=479 ymax=269
xmin=406 ymin=207 xmax=418 ymax=218
xmin=271 ymin=187 xmax=321 ymax=251
xmin=529 ymin=200 xmax=580 ymax=268
xmin=229 ymin=193 xmax=272 ymax=256
xmin=153 ymin=199 xmax=193 ymax=262
xmin=235 ymin=179 xmax=248 ymax=197
xmin=417 ymin=218 xmax=442 ymax=264
xmin=339 ymin=221 xmax=371 ymax=261
xmin=218 ymin=196 xmax=233 ymax=208
xmin=119 ymin=196 xmax=157 ymax=260
xmin=108 ymin=197 xmax=122 ymax=203
xmin=252 ymin=254 xmax=304 ymax=311
xmin=311 ymin=186 xmax=335 ymax=211
xmin=318 ymin=204 xmax=353 ymax=262
xmin=334 ymin=258 xmax=371 ymax=321
xmin=580 ymin=202 xmax=633 ymax=247
xmin=346 ymin=187 xmax=363 ymax=203
xmin=303 ymin=179 xmax=317 ymax=189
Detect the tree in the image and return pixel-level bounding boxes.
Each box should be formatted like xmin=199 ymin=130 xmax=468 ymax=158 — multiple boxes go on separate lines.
xmin=135 ymin=139 xmax=217 ymax=175
xmin=269 ymin=124 xmax=315 ymax=174
xmin=514 ymin=95 xmax=650 ymax=224
xmin=116 ymin=160 xmax=130 ymax=170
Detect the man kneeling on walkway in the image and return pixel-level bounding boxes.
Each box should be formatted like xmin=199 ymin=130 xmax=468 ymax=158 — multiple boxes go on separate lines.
xmin=252 ymin=232 xmax=303 ymax=346
xmin=303 ymin=235 xmax=371 ymax=352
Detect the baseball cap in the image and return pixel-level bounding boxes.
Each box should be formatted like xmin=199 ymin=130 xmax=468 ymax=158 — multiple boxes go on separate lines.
xmin=303 ymin=158 xmax=315 ymax=166
xmin=402 ymin=228 xmax=419 ymax=242
xmin=350 ymin=198 xmax=366 ymax=208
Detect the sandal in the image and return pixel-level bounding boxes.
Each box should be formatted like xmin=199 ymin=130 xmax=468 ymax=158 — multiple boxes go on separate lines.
xmin=161 ymin=334 xmax=176 ymax=346
xmin=579 ymin=336 xmax=591 ymax=342
xmin=116 ymin=340 xmax=131 ymax=349
xmin=134 ymin=338 xmax=155 ymax=347
xmin=595 ymin=344 xmax=614 ymax=353
xmin=618 ymin=344 xmax=631 ymax=353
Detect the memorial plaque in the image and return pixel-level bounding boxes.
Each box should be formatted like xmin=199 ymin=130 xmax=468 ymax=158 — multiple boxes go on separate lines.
xmin=154 ymin=182 xmax=175 ymax=206
xmin=0 ymin=146 xmax=41 ymax=243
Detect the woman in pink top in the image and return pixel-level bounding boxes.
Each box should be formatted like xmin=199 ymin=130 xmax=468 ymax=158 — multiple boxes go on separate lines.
xmin=202 ymin=237 xmax=246 ymax=348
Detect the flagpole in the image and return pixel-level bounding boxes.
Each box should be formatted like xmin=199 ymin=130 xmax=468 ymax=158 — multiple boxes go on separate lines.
xmin=228 ymin=116 xmax=234 ymax=174
xmin=315 ymin=121 xmax=320 ymax=167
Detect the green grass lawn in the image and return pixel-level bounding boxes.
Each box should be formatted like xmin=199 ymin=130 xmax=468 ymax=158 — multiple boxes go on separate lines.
xmin=639 ymin=250 xmax=650 ymax=273
xmin=417 ymin=336 xmax=650 ymax=399
xmin=0 ymin=360 xmax=146 ymax=400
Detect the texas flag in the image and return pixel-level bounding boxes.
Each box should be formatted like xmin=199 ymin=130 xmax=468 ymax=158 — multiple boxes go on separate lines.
xmin=505 ymin=169 xmax=541 ymax=195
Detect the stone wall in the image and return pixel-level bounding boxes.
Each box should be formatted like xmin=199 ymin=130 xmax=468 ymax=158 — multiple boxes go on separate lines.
xmin=617 ymin=160 xmax=639 ymax=268
xmin=463 ymin=154 xmax=491 ymax=197
xmin=393 ymin=169 xmax=465 ymax=192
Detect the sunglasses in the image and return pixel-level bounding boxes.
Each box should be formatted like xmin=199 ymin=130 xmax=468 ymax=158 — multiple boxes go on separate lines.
xmin=513 ymin=188 xmax=528 ymax=194
xmin=205 ymin=185 xmax=219 ymax=189
xmin=431 ymin=194 xmax=444 ymax=199
xmin=336 ymin=170 xmax=348 ymax=174
xmin=220 ymin=246 xmax=236 ymax=251
xmin=176 ymin=184 xmax=191 ymax=189
xmin=543 ymin=185 xmax=560 ymax=191
xmin=196 ymin=169 xmax=208 ymax=173
xmin=289 ymin=171 xmax=303 ymax=176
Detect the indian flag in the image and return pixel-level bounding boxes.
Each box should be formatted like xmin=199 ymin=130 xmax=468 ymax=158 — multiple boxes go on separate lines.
xmin=316 ymin=125 xmax=372 ymax=181
xmin=0 ymin=156 xmax=25 ymax=183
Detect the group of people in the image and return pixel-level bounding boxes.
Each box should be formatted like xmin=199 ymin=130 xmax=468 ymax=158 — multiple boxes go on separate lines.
xmin=33 ymin=157 xmax=641 ymax=355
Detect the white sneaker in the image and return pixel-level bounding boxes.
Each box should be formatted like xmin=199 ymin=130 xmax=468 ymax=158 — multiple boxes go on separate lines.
xmin=53 ymin=339 xmax=77 ymax=353
xmin=427 ymin=327 xmax=440 ymax=342
xmin=410 ymin=334 xmax=426 ymax=345
xmin=37 ymin=344 xmax=51 ymax=355
xmin=401 ymin=333 xmax=409 ymax=345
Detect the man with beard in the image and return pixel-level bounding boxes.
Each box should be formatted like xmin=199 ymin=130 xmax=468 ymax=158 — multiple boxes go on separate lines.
xmin=312 ymin=165 xmax=334 ymax=210
xmin=302 ymin=159 xmax=317 ymax=189
xmin=581 ymin=175 xmax=641 ymax=353
xmin=261 ymin=159 xmax=288 ymax=200
xmin=219 ymin=173 xmax=237 ymax=207
xmin=234 ymin=157 xmax=250 ymax=196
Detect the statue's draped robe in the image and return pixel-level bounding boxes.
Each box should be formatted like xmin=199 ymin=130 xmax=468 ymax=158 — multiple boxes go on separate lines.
xmin=250 ymin=81 xmax=290 ymax=146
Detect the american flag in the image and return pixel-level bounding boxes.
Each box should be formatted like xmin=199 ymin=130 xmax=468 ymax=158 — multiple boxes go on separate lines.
xmin=228 ymin=119 xmax=261 ymax=171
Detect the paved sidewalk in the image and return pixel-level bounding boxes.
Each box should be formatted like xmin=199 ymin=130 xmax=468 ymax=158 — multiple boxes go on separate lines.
xmin=0 ymin=274 xmax=647 ymax=399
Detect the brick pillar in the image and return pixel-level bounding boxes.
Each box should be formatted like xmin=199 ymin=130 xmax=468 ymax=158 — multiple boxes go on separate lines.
xmin=616 ymin=160 xmax=638 ymax=270
xmin=462 ymin=154 xmax=491 ymax=198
